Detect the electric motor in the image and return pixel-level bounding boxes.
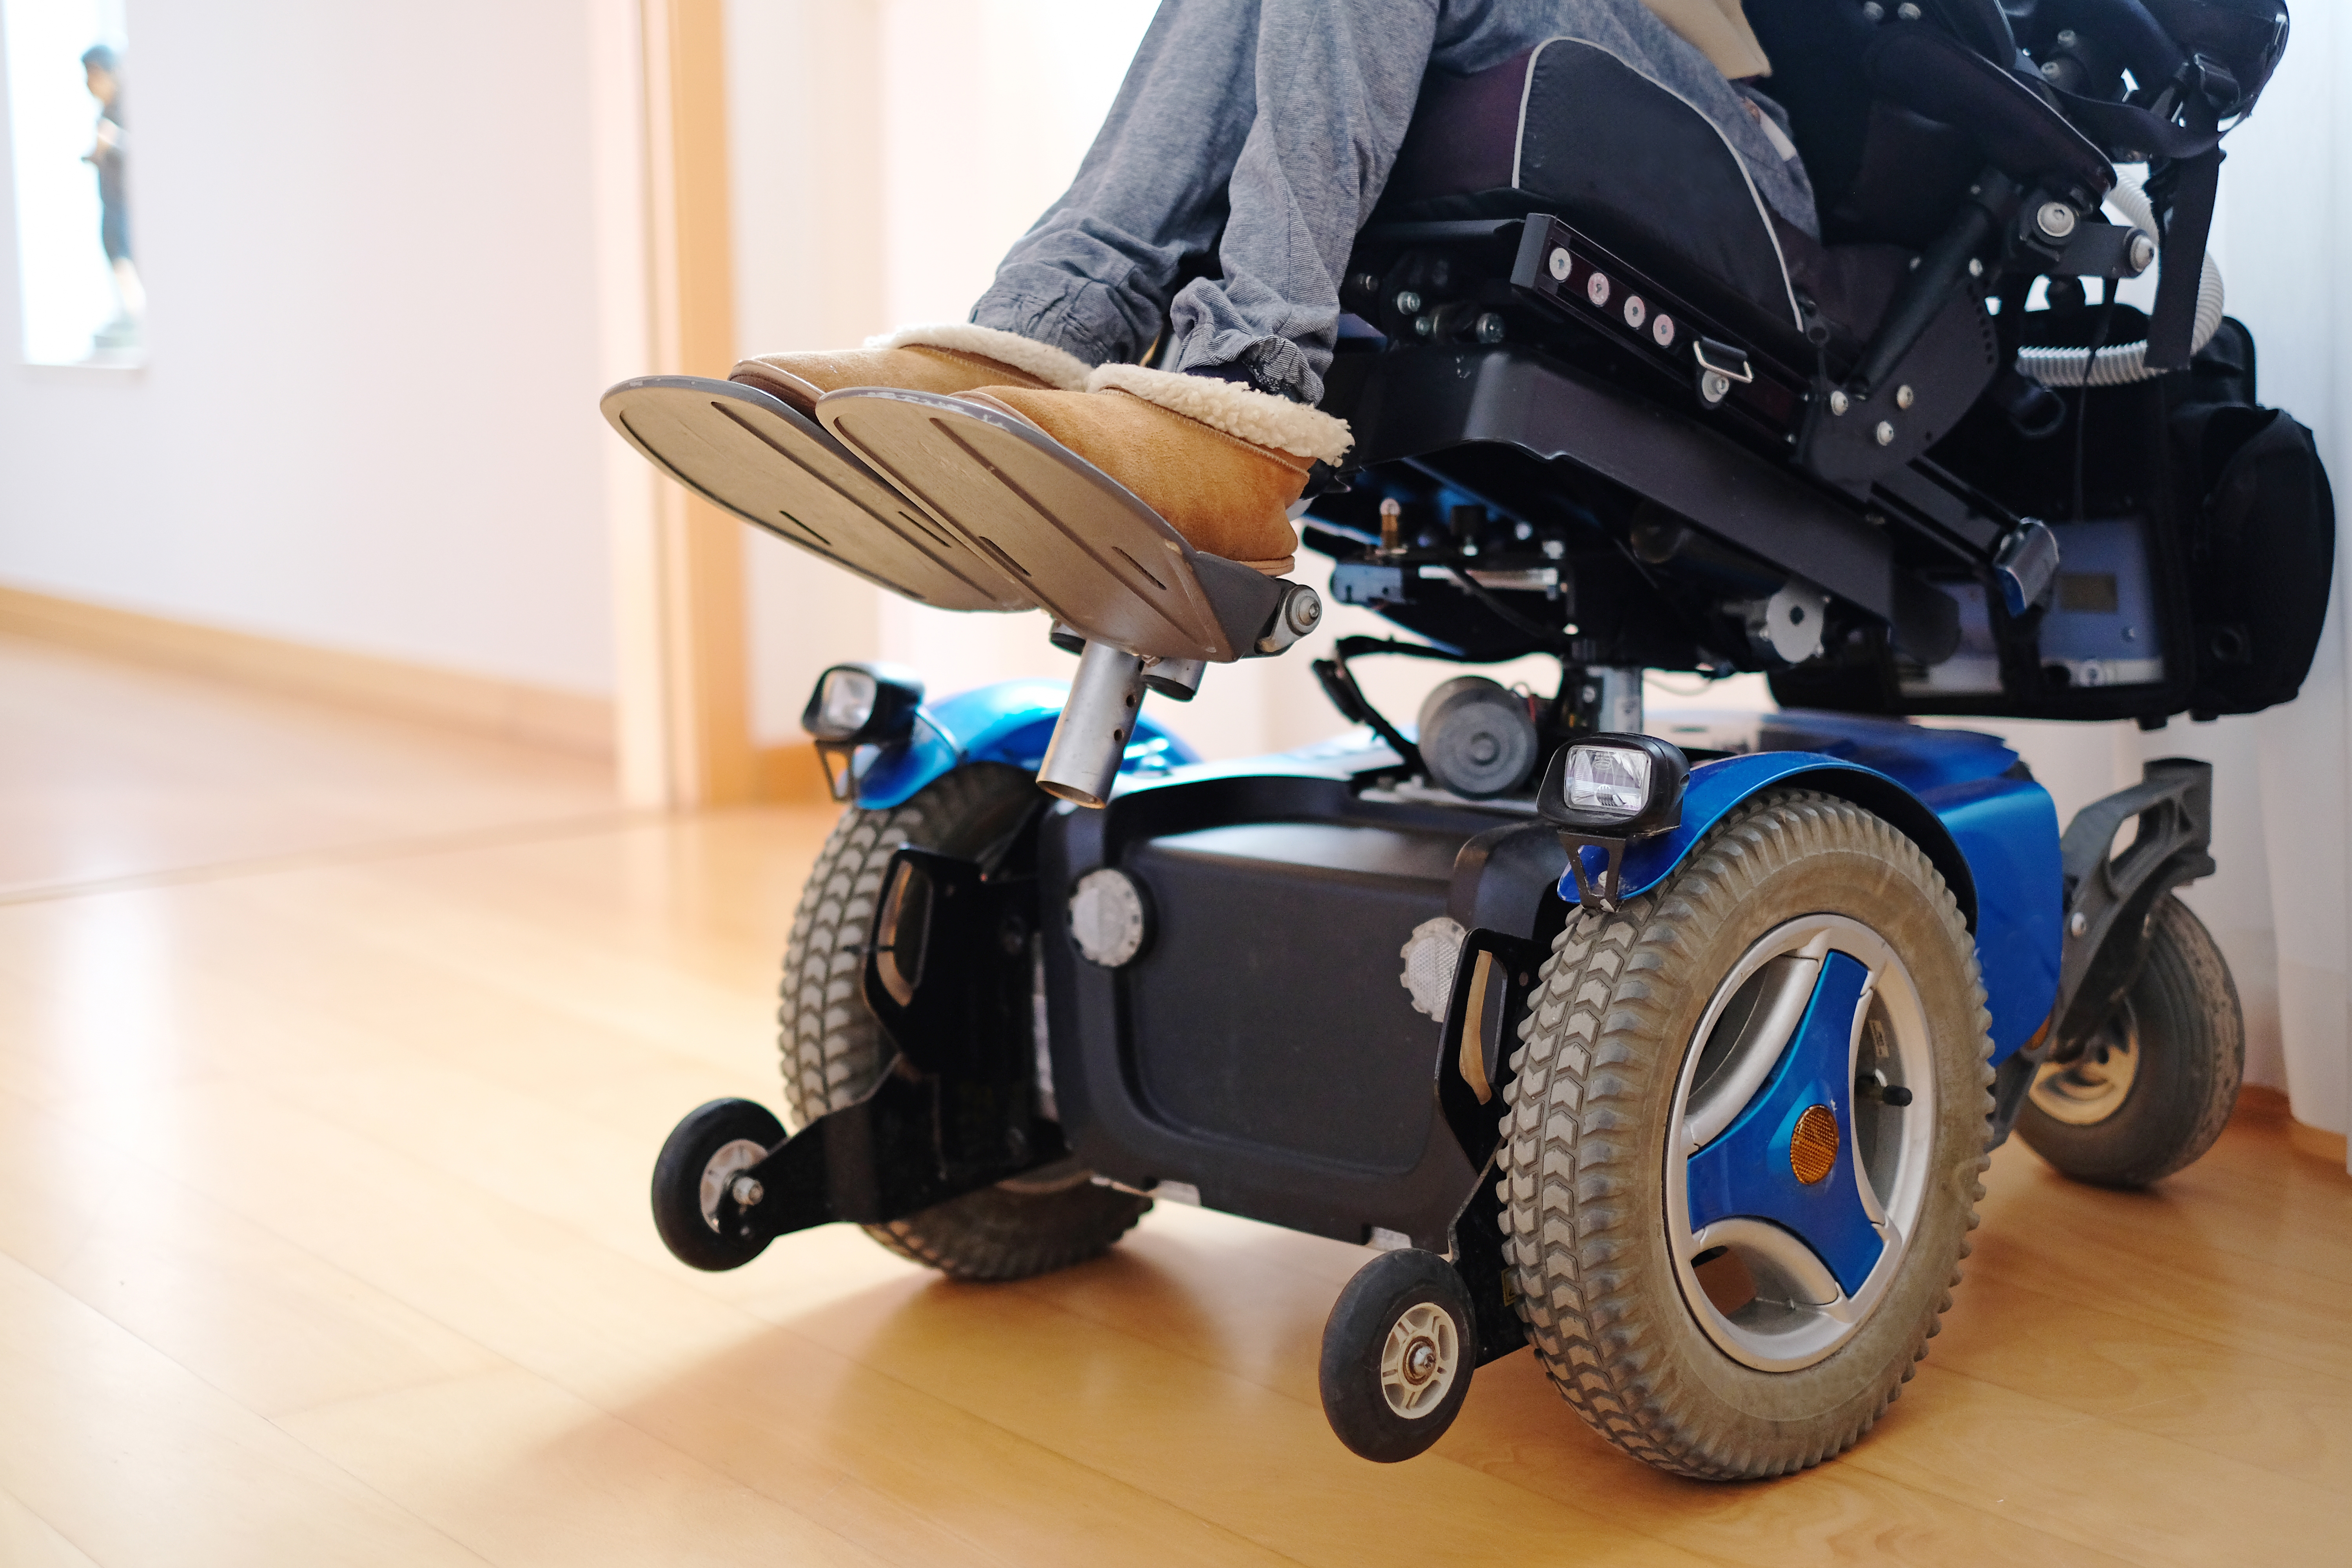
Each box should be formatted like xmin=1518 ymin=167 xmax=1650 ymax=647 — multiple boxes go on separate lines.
xmin=1416 ymin=676 xmax=1539 ymax=798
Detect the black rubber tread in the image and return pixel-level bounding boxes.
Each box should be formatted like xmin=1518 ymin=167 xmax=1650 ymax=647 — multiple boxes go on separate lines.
xmin=1496 ymin=791 xmax=1993 ymax=1480
xmin=2016 ymin=893 xmax=2244 ymax=1188
xmin=651 ymin=1098 xmax=786 ymax=1271
xmin=1320 ymin=1249 xmax=1480 ymax=1462
xmin=776 ymin=764 xmax=1147 ymax=1280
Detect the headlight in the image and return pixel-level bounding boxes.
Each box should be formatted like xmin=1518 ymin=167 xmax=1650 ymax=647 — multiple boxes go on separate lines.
xmin=1537 ymin=734 xmax=1689 ymax=909
xmin=1559 ymin=744 xmax=1653 ymax=818
xmin=800 ymin=662 xmax=924 ymax=745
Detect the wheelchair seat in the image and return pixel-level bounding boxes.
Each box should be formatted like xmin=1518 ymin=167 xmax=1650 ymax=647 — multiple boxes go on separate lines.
xmin=1376 ymin=36 xmax=1942 ymax=364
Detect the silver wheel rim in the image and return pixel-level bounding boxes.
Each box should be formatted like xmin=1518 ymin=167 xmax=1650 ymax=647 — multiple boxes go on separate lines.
xmin=698 ymin=1138 xmax=769 ymax=1233
xmin=1664 ymin=915 xmax=1938 ymax=1372
xmin=1379 ymin=1302 xmax=1461 ymax=1418
xmin=2029 ymin=1004 xmax=2140 ymax=1125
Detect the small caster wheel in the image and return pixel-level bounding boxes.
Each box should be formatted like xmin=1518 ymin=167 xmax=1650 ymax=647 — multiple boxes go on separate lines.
xmin=1318 ymin=1248 xmax=1477 ymax=1462
xmin=652 ymin=1098 xmax=784 ymax=1270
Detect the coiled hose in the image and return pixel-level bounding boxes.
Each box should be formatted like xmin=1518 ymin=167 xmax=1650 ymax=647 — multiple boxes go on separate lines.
xmin=2014 ymin=174 xmax=2225 ymax=387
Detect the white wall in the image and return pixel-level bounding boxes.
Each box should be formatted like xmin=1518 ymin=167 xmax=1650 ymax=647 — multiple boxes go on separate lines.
xmin=0 ymin=1 xmax=624 ymax=697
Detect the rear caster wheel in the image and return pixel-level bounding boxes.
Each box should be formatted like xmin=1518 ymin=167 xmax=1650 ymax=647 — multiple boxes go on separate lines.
xmin=2020 ymin=893 xmax=2243 ymax=1187
xmin=1499 ymin=791 xmax=1991 ymax=1479
xmin=652 ymin=1098 xmax=784 ymax=1271
xmin=1319 ymin=1248 xmax=1477 ymax=1462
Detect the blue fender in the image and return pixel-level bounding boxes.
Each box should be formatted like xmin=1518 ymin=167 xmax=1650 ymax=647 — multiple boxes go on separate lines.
xmin=1564 ymin=715 xmax=2062 ymax=1063
xmin=852 ymin=678 xmax=1198 ymax=811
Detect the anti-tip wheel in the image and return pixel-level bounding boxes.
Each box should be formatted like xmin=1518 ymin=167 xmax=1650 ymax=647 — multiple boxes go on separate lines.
xmin=1319 ymin=1248 xmax=1478 ymax=1463
xmin=652 ymin=1098 xmax=785 ymax=1271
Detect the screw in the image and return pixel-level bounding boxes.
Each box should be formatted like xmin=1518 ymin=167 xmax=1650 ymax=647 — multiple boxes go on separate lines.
xmin=2057 ymin=28 xmax=2078 ymax=47
xmin=1352 ymin=271 xmax=1379 ymax=295
xmin=1414 ymin=314 xmax=1436 ymax=338
xmin=1548 ymin=246 xmax=1572 ymax=281
xmin=1379 ymin=497 xmax=1402 ymax=555
xmin=1474 ymin=311 xmax=1506 ymax=345
xmin=2042 ymin=61 xmax=2064 ymax=80
xmin=1896 ymin=2 xmax=1920 ymax=18
xmin=2069 ymin=910 xmax=2088 ymax=937
xmin=1861 ymin=0 xmax=1883 ymax=17
xmin=1875 ymin=420 xmax=1896 ymax=446
xmin=1586 ymin=271 xmax=1611 ymax=307
xmin=730 ymin=1175 xmax=764 ymax=1208
xmin=2036 ymin=201 xmax=2078 ymax=240
xmin=1395 ymin=289 xmax=1423 ymax=315
xmin=1542 ymin=539 xmax=1566 ymax=560
xmin=1286 ymin=588 xmax=1323 ymax=633
xmin=1702 ymin=370 xmax=1731 ymax=403
xmin=1896 ymin=385 xmax=1915 ymax=410
xmin=2128 ymin=232 xmax=2157 ymax=274
xmin=1969 ymin=257 xmax=1985 ymax=278
xmin=1828 ymin=388 xmax=1850 ymax=416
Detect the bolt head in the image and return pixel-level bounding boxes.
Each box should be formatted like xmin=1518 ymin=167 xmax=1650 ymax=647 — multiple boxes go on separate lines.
xmin=1896 ymin=1 xmax=1920 ymax=18
xmin=1896 ymin=384 xmax=1915 ymax=410
xmin=1968 ymin=257 xmax=1985 ymax=278
xmin=1547 ymin=246 xmax=1572 ymax=281
xmin=1394 ymin=290 xmax=1422 ymax=315
xmin=729 ymin=1175 xmax=764 ymax=1208
xmin=2036 ymin=200 xmax=2078 ymax=240
xmin=1701 ymin=370 xmax=1731 ymax=404
xmin=1875 ymin=420 xmax=1896 ymax=447
xmin=1586 ymin=271 xmax=1611 ymax=308
xmin=1828 ymin=388 xmax=1850 ymax=416
xmin=1474 ymin=311 xmax=1506 ymax=345
xmin=2128 ymin=232 xmax=2158 ymax=274
xmin=2069 ymin=910 xmax=2088 ymax=938
xmin=1287 ymin=589 xmax=1323 ymax=633
xmin=1413 ymin=314 xmax=1435 ymax=338
xmin=1861 ymin=1 xmax=1883 ymax=17
xmin=2057 ymin=28 xmax=2078 ymax=47
xmin=1352 ymin=272 xmax=1379 ymax=295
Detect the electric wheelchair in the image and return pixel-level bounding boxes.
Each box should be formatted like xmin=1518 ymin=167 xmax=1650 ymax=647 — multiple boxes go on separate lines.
xmin=607 ymin=0 xmax=2330 ymax=1479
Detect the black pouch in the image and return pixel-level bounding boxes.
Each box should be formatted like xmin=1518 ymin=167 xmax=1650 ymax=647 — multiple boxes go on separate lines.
xmin=2170 ymin=324 xmax=2336 ymax=715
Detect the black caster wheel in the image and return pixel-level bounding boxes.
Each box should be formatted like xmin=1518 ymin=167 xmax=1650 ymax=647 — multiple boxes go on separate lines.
xmin=652 ymin=1098 xmax=784 ymax=1271
xmin=1319 ymin=1248 xmax=1477 ymax=1462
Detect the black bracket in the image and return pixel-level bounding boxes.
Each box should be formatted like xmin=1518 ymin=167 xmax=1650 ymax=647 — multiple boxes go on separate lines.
xmin=2048 ymin=759 xmax=2217 ymax=1059
xmin=1435 ymin=927 xmax=1545 ymax=1165
xmin=711 ymin=847 xmax=1058 ymax=1247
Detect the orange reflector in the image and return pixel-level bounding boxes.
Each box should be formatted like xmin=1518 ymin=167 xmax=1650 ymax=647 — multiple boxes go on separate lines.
xmin=1789 ymin=1104 xmax=1840 ymax=1185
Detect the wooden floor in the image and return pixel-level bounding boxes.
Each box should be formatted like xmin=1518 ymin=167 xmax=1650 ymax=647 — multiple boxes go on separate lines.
xmin=2 ymin=629 xmax=2346 ymax=1567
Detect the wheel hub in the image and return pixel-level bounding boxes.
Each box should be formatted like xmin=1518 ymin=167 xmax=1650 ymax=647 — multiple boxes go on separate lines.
xmin=698 ymin=1138 xmax=771 ymax=1233
xmin=1379 ymin=1303 xmax=1459 ymax=1417
xmin=1666 ymin=916 xmax=1938 ymax=1372
xmin=2029 ymin=1006 xmax=2140 ymax=1125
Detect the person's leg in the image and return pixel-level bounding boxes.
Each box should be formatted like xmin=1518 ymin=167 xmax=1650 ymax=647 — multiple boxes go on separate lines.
xmin=969 ymin=0 xmax=1269 ymax=370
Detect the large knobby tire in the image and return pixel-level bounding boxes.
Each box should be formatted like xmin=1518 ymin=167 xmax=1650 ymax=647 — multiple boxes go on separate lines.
xmin=1497 ymin=791 xmax=1992 ymax=1479
xmin=779 ymin=762 xmax=1147 ymax=1279
xmin=2017 ymin=893 xmax=2243 ymax=1187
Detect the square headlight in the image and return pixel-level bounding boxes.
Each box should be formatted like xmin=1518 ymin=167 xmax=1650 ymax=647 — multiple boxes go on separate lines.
xmin=801 ymin=662 xmax=924 ymax=745
xmin=1538 ymin=734 xmax=1688 ymax=838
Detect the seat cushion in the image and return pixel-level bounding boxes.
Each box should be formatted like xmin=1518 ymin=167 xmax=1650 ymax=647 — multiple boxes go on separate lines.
xmin=1377 ymin=36 xmax=1919 ymax=358
xmin=1381 ymin=39 xmax=1803 ymax=339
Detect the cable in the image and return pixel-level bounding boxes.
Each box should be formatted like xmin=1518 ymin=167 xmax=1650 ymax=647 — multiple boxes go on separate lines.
xmin=2017 ymin=173 xmax=2225 ymax=386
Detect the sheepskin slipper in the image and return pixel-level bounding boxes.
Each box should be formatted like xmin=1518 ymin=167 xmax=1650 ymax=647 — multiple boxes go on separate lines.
xmin=730 ymin=322 xmax=1091 ymax=416
xmin=956 ymin=366 xmax=1352 ymax=570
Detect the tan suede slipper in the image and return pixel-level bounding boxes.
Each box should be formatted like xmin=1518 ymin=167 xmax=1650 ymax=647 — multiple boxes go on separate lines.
xmin=955 ymin=364 xmax=1354 ymax=572
xmin=731 ymin=323 xmax=1091 ymax=416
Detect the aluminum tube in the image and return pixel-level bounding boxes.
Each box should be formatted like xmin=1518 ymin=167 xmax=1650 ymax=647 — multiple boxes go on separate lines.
xmin=1036 ymin=642 xmax=1146 ymax=808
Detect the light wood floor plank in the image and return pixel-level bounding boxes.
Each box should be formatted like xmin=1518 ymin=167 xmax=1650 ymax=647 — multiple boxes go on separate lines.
xmin=0 ymin=1252 xmax=493 ymax=1568
xmin=4 ymin=641 xmax=2344 ymax=1566
xmin=0 ymin=1488 xmax=103 ymax=1568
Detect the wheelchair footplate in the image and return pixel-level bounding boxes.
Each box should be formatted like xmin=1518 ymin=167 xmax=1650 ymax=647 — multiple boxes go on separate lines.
xmin=815 ymin=387 xmax=1279 ymax=663
xmin=599 ymin=374 xmax=1038 ymax=612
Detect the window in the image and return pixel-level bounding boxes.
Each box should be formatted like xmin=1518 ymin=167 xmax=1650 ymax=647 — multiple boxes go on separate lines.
xmin=4 ymin=0 xmax=140 ymax=364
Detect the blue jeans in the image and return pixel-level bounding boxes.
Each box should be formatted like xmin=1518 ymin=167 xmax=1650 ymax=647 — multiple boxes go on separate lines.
xmin=969 ymin=0 xmax=1815 ymax=405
